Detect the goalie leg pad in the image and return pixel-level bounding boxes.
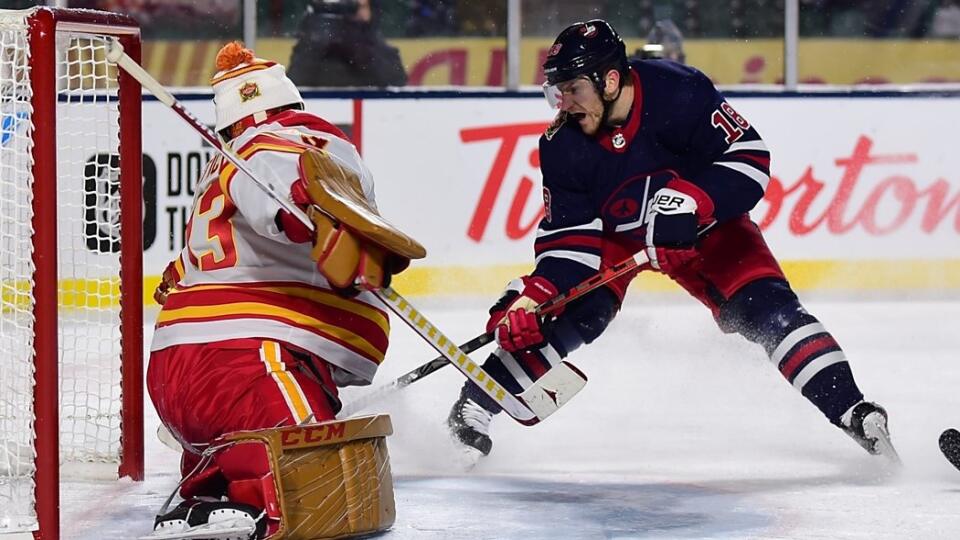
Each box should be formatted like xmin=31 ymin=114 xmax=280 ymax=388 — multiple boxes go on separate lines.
xmin=219 ymin=415 xmax=396 ymax=540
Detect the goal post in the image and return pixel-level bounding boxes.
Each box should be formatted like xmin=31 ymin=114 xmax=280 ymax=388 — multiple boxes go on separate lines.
xmin=0 ymin=7 xmax=143 ymax=539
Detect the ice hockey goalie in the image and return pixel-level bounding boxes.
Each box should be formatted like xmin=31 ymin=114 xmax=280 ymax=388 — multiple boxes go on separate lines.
xmin=145 ymin=42 xmax=422 ymax=539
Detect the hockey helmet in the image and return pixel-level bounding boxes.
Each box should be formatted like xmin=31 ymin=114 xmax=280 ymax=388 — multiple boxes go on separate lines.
xmin=211 ymin=42 xmax=304 ymax=138
xmin=543 ymin=20 xmax=626 ymax=91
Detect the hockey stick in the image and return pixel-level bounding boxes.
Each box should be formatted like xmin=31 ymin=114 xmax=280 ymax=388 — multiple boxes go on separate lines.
xmin=105 ymin=39 xmax=313 ymax=231
xmin=105 ymin=39 xmax=573 ymax=426
xmin=940 ymin=428 xmax=960 ymax=471
xmin=339 ymin=250 xmax=650 ymax=417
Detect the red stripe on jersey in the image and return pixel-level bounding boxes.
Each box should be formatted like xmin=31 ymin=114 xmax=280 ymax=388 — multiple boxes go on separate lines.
xmin=535 ymin=234 xmax=603 ymax=253
xmin=728 ymin=152 xmax=771 ymax=170
xmin=166 ymin=280 xmax=388 ymax=320
xmin=267 ymin=110 xmax=350 ymax=142
xmin=235 ymin=133 xmax=312 ymax=154
xmin=779 ymin=335 xmax=840 ymax=380
xmin=159 ymin=286 xmax=389 ymax=359
xmin=160 ymin=309 xmax=382 ymax=363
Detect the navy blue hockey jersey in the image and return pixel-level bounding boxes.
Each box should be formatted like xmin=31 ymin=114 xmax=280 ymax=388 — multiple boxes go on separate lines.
xmin=533 ymin=60 xmax=771 ymax=294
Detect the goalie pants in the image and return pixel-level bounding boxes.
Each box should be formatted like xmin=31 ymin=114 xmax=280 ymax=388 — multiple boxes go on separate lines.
xmin=147 ymin=338 xmax=339 ymax=502
xmin=468 ymin=215 xmax=864 ymax=426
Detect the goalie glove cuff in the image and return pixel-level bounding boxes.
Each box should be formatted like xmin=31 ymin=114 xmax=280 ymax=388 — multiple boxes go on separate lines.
xmin=275 ymin=179 xmax=314 ymax=243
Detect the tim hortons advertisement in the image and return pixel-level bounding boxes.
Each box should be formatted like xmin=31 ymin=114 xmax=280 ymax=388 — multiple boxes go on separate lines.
xmin=141 ymin=93 xmax=960 ymax=297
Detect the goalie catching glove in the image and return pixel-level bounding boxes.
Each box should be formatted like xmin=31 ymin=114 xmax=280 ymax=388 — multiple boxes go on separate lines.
xmin=278 ymin=149 xmax=426 ymax=291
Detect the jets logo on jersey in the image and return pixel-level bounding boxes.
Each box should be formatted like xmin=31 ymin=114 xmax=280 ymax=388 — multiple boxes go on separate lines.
xmin=543 ymin=187 xmax=553 ymax=223
xmin=609 ymin=197 xmax=640 ymax=220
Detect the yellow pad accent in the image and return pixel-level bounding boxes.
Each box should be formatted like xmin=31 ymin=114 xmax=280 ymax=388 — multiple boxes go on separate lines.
xmin=223 ymin=415 xmax=395 ymax=540
xmin=300 ymin=149 xmax=426 ymax=260
xmin=309 ymin=210 xmax=362 ymax=289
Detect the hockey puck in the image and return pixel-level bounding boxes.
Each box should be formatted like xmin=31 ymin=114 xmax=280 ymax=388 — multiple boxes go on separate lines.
xmin=939 ymin=428 xmax=960 ymax=471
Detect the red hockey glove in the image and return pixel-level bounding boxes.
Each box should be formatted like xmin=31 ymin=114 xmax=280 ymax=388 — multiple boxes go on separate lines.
xmin=645 ymin=179 xmax=713 ymax=275
xmin=153 ymin=259 xmax=182 ymax=305
xmin=486 ymin=276 xmax=558 ymax=353
xmin=275 ymin=179 xmax=315 ymax=243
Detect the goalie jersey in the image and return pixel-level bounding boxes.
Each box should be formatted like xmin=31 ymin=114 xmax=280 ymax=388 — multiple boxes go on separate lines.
xmin=151 ymin=110 xmax=388 ymax=385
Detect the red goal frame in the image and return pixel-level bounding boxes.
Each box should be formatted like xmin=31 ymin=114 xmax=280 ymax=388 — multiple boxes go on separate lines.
xmin=25 ymin=7 xmax=143 ymax=540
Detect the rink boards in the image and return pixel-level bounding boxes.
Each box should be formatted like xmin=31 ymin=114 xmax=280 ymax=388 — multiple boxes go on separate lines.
xmin=132 ymin=89 xmax=960 ymax=301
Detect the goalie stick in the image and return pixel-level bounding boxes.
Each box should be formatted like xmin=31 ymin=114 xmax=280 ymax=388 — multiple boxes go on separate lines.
xmin=339 ymin=250 xmax=650 ymax=417
xmin=940 ymin=428 xmax=960 ymax=471
xmin=105 ymin=39 xmax=576 ymax=426
xmin=105 ymin=39 xmax=313 ymax=231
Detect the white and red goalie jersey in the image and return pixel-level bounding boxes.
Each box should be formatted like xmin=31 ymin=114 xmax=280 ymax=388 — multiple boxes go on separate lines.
xmin=151 ymin=110 xmax=388 ymax=386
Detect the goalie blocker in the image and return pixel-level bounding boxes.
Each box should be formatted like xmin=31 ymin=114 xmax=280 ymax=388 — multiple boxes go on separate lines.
xmin=285 ymin=148 xmax=426 ymax=290
xmin=148 ymin=415 xmax=395 ymax=540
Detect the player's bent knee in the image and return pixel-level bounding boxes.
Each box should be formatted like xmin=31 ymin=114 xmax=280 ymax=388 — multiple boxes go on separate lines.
xmin=549 ymin=287 xmax=621 ymax=356
xmin=217 ymin=414 xmax=396 ymax=539
xmin=718 ymin=278 xmax=806 ymax=346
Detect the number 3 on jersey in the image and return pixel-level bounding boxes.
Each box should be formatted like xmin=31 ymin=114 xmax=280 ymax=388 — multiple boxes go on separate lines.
xmin=711 ymin=102 xmax=751 ymax=144
xmin=186 ymin=180 xmax=238 ymax=270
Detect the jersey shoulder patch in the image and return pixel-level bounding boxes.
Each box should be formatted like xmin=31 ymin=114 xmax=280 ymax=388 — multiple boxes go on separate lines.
xmin=544 ymin=111 xmax=569 ymax=141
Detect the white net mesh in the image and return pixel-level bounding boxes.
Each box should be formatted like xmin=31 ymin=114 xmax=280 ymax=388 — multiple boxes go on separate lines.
xmin=0 ymin=12 xmax=38 ymax=533
xmin=0 ymin=9 xmax=128 ymax=534
xmin=56 ymin=32 xmax=123 ymax=466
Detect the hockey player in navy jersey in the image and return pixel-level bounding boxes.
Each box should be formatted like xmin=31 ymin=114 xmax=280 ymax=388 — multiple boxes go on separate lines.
xmin=447 ymin=19 xmax=900 ymax=465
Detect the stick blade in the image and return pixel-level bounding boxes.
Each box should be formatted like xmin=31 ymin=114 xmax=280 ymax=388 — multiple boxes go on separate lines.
xmin=517 ymin=361 xmax=587 ymax=425
xmin=940 ymin=428 xmax=960 ymax=471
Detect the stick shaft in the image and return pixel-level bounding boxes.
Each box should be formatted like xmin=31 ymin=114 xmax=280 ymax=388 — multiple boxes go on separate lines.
xmin=106 ymin=38 xmax=314 ymax=230
xmin=340 ymin=251 xmax=649 ymax=416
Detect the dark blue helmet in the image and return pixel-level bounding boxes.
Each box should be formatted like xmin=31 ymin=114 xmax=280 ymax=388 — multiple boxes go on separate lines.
xmin=542 ymin=19 xmax=628 ymax=89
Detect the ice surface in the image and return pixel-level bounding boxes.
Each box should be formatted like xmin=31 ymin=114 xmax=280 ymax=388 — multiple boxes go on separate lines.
xmin=59 ymin=298 xmax=960 ymax=539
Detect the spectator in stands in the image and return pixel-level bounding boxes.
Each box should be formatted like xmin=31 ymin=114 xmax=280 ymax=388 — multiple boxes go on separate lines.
xmin=930 ymin=0 xmax=960 ymax=38
xmin=288 ymin=0 xmax=407 ymax=87
xmin=404 ymin=0 xmax=458 ymax=36
xmin=633 ymin=19 xmax=686 ymax=63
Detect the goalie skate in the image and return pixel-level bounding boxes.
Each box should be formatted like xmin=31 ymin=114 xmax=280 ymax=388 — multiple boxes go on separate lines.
xmin=841 ymin=401 xmax=901 ymax=465
xmin=140 ymin=499 xmax=265 ymax=540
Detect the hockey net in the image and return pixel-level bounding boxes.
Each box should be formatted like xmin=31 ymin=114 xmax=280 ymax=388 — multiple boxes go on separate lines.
xmin=0 ymin=7 xmax=142 ymax=538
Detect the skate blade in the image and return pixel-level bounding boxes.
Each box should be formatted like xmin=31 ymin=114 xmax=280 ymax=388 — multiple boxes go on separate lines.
xmin=863 ymin=412 xmax=902 ymax=466
xmin=138 ymin=520 xmax=255 ymax=540
xmin=452 ymin=446 xmax=485 ymax=472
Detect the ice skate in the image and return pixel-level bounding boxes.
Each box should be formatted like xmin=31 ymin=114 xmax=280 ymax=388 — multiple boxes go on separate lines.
xmin=447 ymin=388 xmax=494 ymax=466
xmin=841 ymin=401 xmax=901 ymax=465
xmin=142 ymin=498 xmax=266 ymax=540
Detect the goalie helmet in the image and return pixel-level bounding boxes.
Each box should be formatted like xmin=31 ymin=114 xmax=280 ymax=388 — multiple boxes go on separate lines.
xmin=211 ymin=41 xmax=303 ymax=136
xmin=542 ymin=19 xmax=627 ymax=90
